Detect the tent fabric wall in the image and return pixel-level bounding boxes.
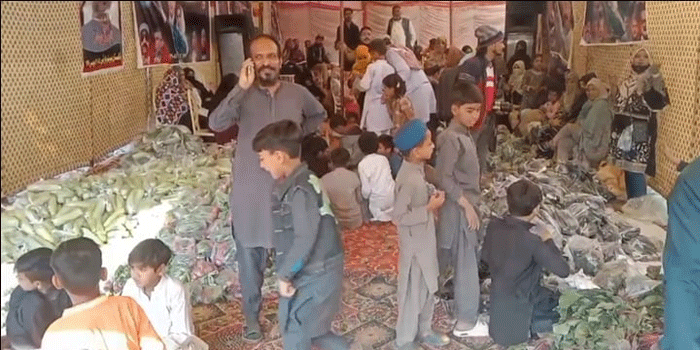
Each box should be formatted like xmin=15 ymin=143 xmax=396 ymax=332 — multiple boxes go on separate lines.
xmin=275 ymin=1 xmax=505 ymax=53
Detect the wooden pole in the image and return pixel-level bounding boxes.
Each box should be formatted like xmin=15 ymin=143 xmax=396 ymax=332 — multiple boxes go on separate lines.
xmin=340 ymin=1 xmax=346 ymax=120
xmin=449 ymin=1 xmax=453 ymax=48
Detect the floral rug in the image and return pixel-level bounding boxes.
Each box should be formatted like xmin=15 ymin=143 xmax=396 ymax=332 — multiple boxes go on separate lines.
xmin=193 ymin=222 xmax=502 ymax=349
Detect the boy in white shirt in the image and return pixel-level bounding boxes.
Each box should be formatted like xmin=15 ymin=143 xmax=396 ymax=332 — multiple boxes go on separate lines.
xmin=121 ymin=239 xmax=208 ymax=350
xmin=356 ymin=39 xmax=396 ymax=135
xmin=357 ymin=131 xmax=395 ymax=222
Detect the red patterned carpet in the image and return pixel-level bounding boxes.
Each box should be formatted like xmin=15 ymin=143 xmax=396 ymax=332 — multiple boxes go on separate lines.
xmin=193 ymin=223 xmax=501 ymax=350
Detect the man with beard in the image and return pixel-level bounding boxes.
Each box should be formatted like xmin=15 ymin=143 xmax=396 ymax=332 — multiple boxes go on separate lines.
xmin=208 ymin=34 xmax=327 ymax=344
xmin=336 ymin=8 xmax=361 ymax=71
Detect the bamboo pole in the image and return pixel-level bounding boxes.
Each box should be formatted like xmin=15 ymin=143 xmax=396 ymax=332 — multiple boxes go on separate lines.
xmin=340 ymin=1 xmax=346 ymax=120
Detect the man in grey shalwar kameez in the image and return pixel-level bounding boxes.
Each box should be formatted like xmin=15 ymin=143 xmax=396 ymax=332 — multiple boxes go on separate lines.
xmin=392 ymin=119 xmax=450 ymax=350
xmin=208 ymin=34 xmax=326 ymax=342
xmin=435 ymin=79 xmax=484 ymax=337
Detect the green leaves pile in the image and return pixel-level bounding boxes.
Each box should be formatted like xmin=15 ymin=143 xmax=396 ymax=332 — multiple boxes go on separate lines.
xmin=552 ymin=287 xmax=664 ymax=350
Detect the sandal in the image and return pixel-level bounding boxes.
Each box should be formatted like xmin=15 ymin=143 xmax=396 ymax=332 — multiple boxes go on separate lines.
xmin=242 ymin=326 xmax=263 ymax=343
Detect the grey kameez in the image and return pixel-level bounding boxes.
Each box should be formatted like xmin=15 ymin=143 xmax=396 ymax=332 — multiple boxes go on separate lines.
xmin=208 ymin=82 xmax=326 ymax=325
xmin=392 ymin=161 xmax=440 ymax=346
xmin=435 ymin=120 xmax=482 ymax=326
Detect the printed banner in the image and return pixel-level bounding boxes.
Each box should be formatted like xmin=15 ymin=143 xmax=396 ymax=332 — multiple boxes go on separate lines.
xmin=133 ymin=1 xmax=212 ymax=68
xmin=581 ymin=1 xmax=647 ymax=46
xmin=546 ymin=1 xmax=574 ymax=64
xmin=81 ymin=1 xmax=124 ymax=75
xmin=215 ymin=1 xmax=250 ymax=16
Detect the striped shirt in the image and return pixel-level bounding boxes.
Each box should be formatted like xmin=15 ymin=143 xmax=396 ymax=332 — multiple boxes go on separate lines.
xmin=41 ymin=295 xmax=165 ymax=350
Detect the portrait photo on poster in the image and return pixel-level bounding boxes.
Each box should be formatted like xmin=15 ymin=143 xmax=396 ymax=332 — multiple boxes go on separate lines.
xmin=581 ymin=1 xmax=648 ymax=46
xmin=547 ymin=1 xmax=574 ymax=64
xmin=80 ymin=1 xmax=124 ymax=75
xmin=215 ymin=1 xmax=251 ymax=16
xmin=133 ymin=1 xmax=212 ymax=68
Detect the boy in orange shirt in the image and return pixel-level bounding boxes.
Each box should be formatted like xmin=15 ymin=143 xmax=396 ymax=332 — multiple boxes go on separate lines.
xmin=41 ymin=237 xmax=165 ymax=350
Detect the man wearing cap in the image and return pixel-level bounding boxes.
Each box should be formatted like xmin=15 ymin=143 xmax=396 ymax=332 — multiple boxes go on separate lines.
xmin=455 ymin=25 xmax=505 ymax=180
xmin=393 ymin=119 xmax=450 ymax=350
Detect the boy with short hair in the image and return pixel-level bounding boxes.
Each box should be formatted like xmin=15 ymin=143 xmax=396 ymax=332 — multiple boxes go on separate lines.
xmin=434 ymin=79 xmax=485 ymax=337
xmin=357 ymin=131 xmax=395 ymax=223
xmin=392 ymin=119 xmax=450 ymax=350
xmin=41 ymin=237 xmax=165 ymax=350
xmin=121 ymin=239 xmax=207 ymax=350
xmin=322 ymin=147 xmax=367 ymax=231
xmin=252 ymin=120 xmax=350 ymax=350
xmin=377 ymin=134 xmax=403 ymax=179
xmin=482 ymin=179 xmax=570 ymax=347
xmin=6 ymin=248 xmax=71 ymax=350
xmin=329 ymin=114 xmax=363 ymax=169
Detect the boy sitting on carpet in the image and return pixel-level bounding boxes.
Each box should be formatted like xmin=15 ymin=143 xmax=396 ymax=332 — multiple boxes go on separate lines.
xmin=121 ymin=239 xmax=208 ymax=350
xmin=253 ymin=120 xmax=350 ymax=350
xmin=481 ymin=179 xmax=570 ymax=348
xmin=377 ymin=134 xmax=403 ymax=179
xmin=358 ymin=131 xmax=395 ymax=223
xmin=41 ymin=237 xmax=165 ymax=350
xmin=6 ymin=248 xmax=72 ymax=350
xmin=392 ymin=119 xmax=450 ymax=350
xmin=322 ymin=147 xmax=367 ymax=231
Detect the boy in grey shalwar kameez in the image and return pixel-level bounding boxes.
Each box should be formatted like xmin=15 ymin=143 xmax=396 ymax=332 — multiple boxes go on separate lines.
xmin=252 ymin=120 xmax=350 ymax=350
xmin=435 ymin=78 xmax=485 ymax=337
xmin=392 ymin=119 xmax=451 ymax=350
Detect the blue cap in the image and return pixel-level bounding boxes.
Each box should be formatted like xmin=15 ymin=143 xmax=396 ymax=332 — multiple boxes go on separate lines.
xmin=395 ymin=119 xmax=428 ymax=152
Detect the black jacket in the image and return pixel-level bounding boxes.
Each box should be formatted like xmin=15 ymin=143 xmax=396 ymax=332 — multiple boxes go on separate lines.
xmin=307 ymin=43 xmax=330 ymax=70
xmin=271 ymin=164 xmax=344 ymax=283
xmin=6 ymin=287 xmax=72 ymax=349
xmin=336 ymin=22 xmax=361 ymax=50
xmin=482 ymin=216 xmax=569 ymax=346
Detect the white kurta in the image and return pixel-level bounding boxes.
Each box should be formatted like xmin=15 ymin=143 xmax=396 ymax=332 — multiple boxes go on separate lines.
xmin=121 ymin=275 xmax=208 ymax=350
xmin=358 ymin=153 xmax=395 ymax=221
xmin=389 ymin=19 xmax=417 ymax=48
xmin=386 ymin=48 xmax=436 ymax=124
xmin=358 ymin=59 xmax=395 ymax=134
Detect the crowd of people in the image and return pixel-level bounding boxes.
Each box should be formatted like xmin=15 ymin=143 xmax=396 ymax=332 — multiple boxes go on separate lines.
xmin=6 ymin=5 xmax=698 ymax=350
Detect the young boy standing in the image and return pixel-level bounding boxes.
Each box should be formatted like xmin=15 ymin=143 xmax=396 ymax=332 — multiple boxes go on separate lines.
xmin=41 ymin=237 xmax=165 ymax=350
xmin=252 ymin=120 xmax=350 ymax=350
xmin=358 ymin=131 xmax=395 ymax=223
xmin=121 ymin=239 xmax=208 ymax=350
xmin=392 ymin=119 xmax=450 ymax=350
xmin=6 ymin=248 xmax=71 ymax=350
xmin=482 ymin=179 xmax=570 ymax=347
xmin=434 ymin=79 xmax=485 ymax=337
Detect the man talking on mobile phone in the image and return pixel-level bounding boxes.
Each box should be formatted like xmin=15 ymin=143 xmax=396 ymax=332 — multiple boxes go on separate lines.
xmin=208 ymin=34 xmax=327 ymax=343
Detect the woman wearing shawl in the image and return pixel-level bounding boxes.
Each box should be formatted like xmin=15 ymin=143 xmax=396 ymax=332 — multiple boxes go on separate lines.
xmin=550 ymin=78 xmax=613 ymax=172
xmin=611 ymin=47 xmax=669 ymax=199
xmin=506 ymin=40 xmax=532 ymax=77
xmin=507 ymin=60 xmax=526 ymax=105
xmin=155 ymin=66 xmax=190 ymax=127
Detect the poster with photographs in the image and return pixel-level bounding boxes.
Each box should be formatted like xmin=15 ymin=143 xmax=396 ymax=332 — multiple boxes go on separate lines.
xmin=133 ymin=1 xmax=212 ymax=68
xmin=215 ymin=1 xmax=250 ymax=16
xmin=546 ymin=1 xmax=574 ymax=64
xmin=80 ymin=1 xmax=124 ymax=76
xmin=582 ymin=1 xmax=647 ymax=45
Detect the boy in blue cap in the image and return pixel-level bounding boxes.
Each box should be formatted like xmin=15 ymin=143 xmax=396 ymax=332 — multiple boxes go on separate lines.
xmin=392 ymin=119 xmax=450 ymax=350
